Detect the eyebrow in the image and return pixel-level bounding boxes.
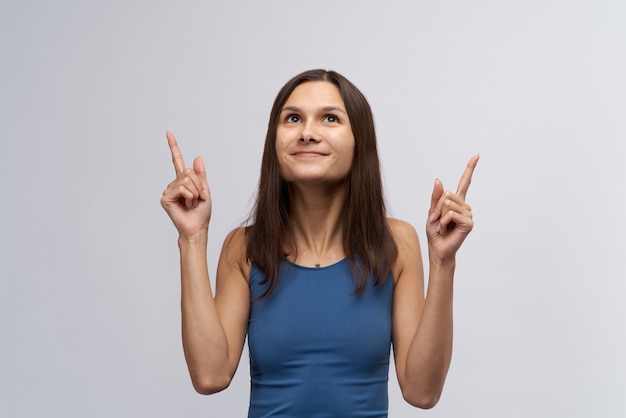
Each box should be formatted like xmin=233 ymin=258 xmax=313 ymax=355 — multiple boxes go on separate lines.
xmin=281 ymin=105 xmax=348 ymax=115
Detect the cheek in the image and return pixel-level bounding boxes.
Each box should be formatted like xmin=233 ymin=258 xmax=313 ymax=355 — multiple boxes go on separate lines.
xmin=345 ymin=141 xmax=356 ymax=162
xmin=275 ymin=149 xmax=287 ymax=173
xmin=276 ymin=129 xmax=288 ymax=148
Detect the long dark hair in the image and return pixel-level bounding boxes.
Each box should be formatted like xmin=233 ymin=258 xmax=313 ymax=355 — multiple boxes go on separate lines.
xmin=246 ymin=69 xmax=397 ymax=297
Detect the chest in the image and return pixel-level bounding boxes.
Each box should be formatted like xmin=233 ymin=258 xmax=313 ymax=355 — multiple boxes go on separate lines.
xmin=248 ymin=261 xmax=393 ymax=372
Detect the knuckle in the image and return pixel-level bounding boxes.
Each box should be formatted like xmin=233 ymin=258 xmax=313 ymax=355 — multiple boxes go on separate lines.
xmin=183 ymin=177 xmax=197 ymax=190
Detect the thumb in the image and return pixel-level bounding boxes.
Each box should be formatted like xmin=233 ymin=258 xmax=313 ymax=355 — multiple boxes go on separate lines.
xmin=429 ymin=178 xmax=444 ymax=214
xmin=193 ymin=156 xmax=209 ymax=200
xmin=428 ymin=178 xmax=444 ymax=224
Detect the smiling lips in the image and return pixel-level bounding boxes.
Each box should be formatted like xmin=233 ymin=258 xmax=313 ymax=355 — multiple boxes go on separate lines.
xmin=292 ymin=151 xmax=327 ymax=157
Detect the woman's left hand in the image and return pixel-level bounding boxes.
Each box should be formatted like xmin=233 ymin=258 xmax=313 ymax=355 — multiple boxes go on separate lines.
xmin=427 ymin=155 xmax=479 ymax=264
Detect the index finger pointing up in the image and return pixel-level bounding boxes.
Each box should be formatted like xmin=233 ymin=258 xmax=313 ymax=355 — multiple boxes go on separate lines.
xmin=456 ymin=154 xmax=480 ymax=199
xmin=166 ymin=131 xmax=185 ymax=175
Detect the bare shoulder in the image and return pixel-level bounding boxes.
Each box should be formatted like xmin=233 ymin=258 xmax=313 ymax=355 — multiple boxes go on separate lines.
xmin=386 ymin=218 xmax=423 ymax=283
xmin=218 ymin=226 xmax=252 ymax=282
xmin=386 ymin=217 xmax=420 ymax=250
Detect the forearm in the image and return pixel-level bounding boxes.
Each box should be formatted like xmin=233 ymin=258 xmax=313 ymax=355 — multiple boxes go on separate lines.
xmin=178 ymin=231 xmax=231 ymax=393
xmin=404 ymin=258 xmax=455 ymax=406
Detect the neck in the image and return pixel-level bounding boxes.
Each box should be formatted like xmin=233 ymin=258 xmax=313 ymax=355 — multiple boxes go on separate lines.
xmin=285 ymin=181 xmax=348 ymax=266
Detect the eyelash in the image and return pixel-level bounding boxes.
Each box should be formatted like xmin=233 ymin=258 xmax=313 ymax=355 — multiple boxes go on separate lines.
xmin=285 ymin=114 xmax=339 ymax=123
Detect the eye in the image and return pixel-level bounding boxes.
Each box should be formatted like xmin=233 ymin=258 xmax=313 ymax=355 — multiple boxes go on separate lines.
xmin=324 ymin=114 xmax=338 ymax=123
xmin=286 ymin=114 xmax=300 ymax=123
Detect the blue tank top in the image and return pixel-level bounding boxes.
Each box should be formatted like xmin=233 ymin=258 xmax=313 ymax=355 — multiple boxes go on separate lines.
xmin=247 ymin=259 xmax=393 ymax=417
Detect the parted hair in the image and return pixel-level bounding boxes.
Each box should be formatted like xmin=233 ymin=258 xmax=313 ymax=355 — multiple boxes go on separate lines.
xmin=246 ymin=69 xmax=397 ymax=297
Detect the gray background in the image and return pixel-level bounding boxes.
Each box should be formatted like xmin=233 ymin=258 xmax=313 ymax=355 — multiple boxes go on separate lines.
xmin=2 ymin=1 xmax=625 ymax=417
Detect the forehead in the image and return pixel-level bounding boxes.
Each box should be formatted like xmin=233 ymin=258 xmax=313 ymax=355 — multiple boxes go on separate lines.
xmin=283 ymin=81 xmax=345 ymax=108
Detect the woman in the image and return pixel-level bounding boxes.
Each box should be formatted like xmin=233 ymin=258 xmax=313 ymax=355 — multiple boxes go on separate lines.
xmin=161 ymin=69 xmax=478 ymax=417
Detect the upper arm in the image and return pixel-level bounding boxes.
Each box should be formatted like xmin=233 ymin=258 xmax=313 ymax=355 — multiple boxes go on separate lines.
xmin=388 ymin=218 xmax=426 ymax=389
xmin=214 ymin=227 xmax=251 ymax=370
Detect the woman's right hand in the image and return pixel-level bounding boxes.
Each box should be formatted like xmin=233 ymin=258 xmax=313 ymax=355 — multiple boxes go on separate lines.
xmin=161 ymin=131 xmax=212 ymax=239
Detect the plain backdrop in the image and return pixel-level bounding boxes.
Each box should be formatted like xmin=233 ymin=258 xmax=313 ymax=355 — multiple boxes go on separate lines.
xmin=1 ymin=1 xmax=625 ymax=417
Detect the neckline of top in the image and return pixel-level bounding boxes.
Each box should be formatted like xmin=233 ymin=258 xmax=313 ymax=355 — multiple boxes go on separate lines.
xmin=283 ymin=257 xmax=348 ymax=271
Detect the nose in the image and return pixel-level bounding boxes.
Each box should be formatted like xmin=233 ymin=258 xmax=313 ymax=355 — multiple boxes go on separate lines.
xmin=299 ymin=122 xmax=319 ymax=143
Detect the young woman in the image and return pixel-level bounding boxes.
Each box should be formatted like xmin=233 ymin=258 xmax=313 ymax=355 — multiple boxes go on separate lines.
xmin=161 ymin=69 xmax=478 ymax=417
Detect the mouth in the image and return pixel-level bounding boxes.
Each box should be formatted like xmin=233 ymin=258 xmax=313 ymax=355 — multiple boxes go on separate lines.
xmin=292 ymin=151 xmax=327 ymax=157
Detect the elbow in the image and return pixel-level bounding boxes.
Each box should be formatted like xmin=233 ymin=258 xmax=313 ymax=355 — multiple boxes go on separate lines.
xmin=191 ymin=373 xmax=232 ymax=395
xmin=402 ymin=388 xmax=441 ymax=410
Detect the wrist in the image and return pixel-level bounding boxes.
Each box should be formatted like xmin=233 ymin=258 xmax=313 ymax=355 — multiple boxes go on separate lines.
xmin=178 ymin=229 xmax=208 ymax=248
xmin=428 ymin=257 xmax=456 ymax=288
xmin=429 ymin=253 xmax=456 ymax=270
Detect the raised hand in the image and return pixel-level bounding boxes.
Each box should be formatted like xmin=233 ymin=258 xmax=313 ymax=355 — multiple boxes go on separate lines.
xmin=426 ymin=155 xmax=479 ymax=263
xmin=160 ymin=132 xmax=212 ymax=239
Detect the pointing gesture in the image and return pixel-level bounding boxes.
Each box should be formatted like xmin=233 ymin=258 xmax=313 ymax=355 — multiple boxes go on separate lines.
xmin=427 ymin=155 xmax=479 ymax=263
xmin=169 ymin=131 xmax=187 ymax=176
xmin=161 ymin=132 xmax=212 ymax=238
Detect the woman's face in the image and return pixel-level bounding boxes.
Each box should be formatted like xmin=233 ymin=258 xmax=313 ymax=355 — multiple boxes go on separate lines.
xmin=275 ymin=81 xmax=355 ymax=185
